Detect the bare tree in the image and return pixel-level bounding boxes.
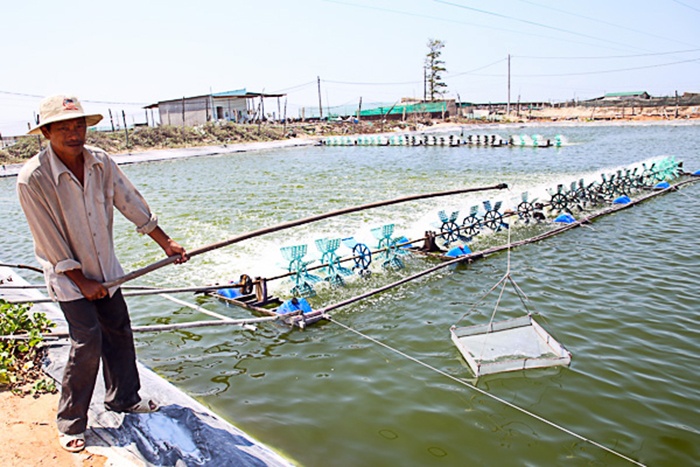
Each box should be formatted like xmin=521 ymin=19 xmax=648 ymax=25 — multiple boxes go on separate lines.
xmin=425 ymin=38 xmax=447 ymax=101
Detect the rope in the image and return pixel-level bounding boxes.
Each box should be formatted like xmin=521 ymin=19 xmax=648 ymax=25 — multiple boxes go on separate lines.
xmin=455 ymin=226 xmax=532 ymax=326
xmin=327 ymin=316 xmax=646 ymax=467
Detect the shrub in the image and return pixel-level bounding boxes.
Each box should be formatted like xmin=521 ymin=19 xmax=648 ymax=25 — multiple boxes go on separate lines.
xmin=0 ymin=136 xmax=44 ymax=164
xmin=0 ymin=299 xmax=56 ymax=394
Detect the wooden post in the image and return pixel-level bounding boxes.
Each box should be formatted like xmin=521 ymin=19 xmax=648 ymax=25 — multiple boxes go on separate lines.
xmin=181 ymin=97 xmax=185 ymax=128
xmin=675 ymin=90 xmax=679 ymax=118
xmin=108 ymin=109 xmax=115 ymax=132
xmin=357 ymin=97 xmax=362 ymax=121
xmin=122 ymin=110 xmax=130 ymax=148
xmin=277 ymin=97 xmax=281 ymax=124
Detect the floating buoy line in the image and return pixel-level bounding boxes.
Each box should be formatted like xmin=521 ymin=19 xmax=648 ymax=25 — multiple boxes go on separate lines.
xmin=3 ymin=156 xmax=696 ymax=466
xmin=321 ymin=132 xmax=567 ymax=147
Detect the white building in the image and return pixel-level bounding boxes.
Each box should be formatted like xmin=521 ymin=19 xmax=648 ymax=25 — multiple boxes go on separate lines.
xmin=145 ymin=89 xmax=286 ymax=126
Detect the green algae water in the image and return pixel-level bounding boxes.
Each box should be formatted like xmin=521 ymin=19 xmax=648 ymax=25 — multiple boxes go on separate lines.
xmin=1 ymin=123 xmax=699 ymax=466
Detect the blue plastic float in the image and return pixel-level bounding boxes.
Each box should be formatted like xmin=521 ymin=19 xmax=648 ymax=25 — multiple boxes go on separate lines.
xmin=216 ymin=287 xmax=243 ymax=299
xmin=277 ymin=298 xmax=313 ymax=315
xmin=554 ymin=213 xmax=576 ymax=224
xmin=445 ymin=245 xmax=472 ymax=258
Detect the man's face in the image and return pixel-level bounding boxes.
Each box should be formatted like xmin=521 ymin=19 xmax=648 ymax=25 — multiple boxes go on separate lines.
xmin=41 ymin=117 xmax=87 ymax=160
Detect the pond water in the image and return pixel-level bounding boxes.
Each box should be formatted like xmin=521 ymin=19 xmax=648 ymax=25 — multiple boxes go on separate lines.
xmin=1 ymin=122 xmax=699 ymax=466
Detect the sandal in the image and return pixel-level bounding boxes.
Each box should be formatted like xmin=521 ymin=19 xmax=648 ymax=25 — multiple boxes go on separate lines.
xmin=123 ymin=398 xmax=159 ymax=413
xmin=58 ymin=431 xmax=85 ymax=453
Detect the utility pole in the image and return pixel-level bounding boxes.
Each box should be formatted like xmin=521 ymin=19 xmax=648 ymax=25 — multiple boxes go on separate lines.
xmin=507 ymin=54 xmax=511 ymax=116
xmin=317 ymin=76 xmax=323 ymax=120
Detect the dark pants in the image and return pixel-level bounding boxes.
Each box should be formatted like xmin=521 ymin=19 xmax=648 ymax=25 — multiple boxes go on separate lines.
xmin=57 ymin=289 xmax=141 ymax=434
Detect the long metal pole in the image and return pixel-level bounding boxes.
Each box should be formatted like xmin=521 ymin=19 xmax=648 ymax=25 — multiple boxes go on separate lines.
xmin=103 ymin=183 xmax=508 ymax=289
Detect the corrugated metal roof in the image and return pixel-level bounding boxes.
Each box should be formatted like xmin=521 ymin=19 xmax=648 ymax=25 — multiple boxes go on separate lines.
xmin=212 ymin=89 xmax=248 ymax=97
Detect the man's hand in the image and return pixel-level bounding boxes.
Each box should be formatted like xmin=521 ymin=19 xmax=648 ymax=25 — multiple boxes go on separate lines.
xmin=65 ymin=269 xmax=108 ymax=301
xmin=164 ymin=239 xmax=188 ymax=264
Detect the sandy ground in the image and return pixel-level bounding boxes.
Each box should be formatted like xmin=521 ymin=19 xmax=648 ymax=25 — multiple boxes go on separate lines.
xmin=0 ymin=390 xmax=107 ymax=466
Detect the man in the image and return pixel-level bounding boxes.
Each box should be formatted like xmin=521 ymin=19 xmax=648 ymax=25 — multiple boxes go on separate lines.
xmin=17 ymin=95 xmax=188 ymax=453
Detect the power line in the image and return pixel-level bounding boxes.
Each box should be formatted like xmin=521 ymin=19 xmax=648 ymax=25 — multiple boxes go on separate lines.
xmin=516 ymin=0 xmax=699 ymax=49
xmin=0 ymin=90 xmax=43 ymax=99
xmin=323 ymin=79 xmax=420 ymax=86
xmin=272 ymin=80 xmax=317 ymax=93
xmin=516 ymin=48 xmax=700 ymax=60
xmin=447 ymin=58 xmax=508 ymax=78
xmin=516 ymin=55 xmax=700 ymax=77
xmin=324 ymin=0 xmax=637 ymax=53
xmin=0 ymin=90 xmax=147 ymax=106
xmin=433 ymin=0 xmax=646 ymax=52
xmin=671 ymin=0 xmax=700 ymax=14
xmin=319 ymin=58 xmax=505 ymax=86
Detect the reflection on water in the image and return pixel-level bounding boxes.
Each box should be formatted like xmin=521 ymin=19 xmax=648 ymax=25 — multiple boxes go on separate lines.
xmin=2 ymin=123 xmax=699 ymax=465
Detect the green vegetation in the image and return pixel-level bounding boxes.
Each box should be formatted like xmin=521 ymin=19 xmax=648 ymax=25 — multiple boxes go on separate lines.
xmin=425 ymin=38 xmax=448 ymax=101
xmin=0 ymin=299 xmax=56 ymax=395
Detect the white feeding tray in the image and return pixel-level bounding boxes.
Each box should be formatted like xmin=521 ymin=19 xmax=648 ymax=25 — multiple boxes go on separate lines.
xmin=450 ymin=315 xmax=571 ymax=377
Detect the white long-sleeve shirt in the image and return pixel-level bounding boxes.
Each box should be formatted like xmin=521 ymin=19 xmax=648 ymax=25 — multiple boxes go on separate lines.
xmin=17 ymin=143 xmax=158 ymax=301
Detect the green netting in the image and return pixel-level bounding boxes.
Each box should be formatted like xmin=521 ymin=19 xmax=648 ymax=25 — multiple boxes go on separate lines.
xmin=359 ymin=102 xmax=447 ymax=117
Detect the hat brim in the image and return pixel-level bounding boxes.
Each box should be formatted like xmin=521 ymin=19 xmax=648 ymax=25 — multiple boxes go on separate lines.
xmin=27 ymin=113 xmax=103 ymax=135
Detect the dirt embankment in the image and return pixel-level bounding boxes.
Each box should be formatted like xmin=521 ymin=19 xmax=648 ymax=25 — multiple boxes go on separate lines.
xmin=0 ymin=390 xmax=107 ymax=466
xmin=518 ymin=104 xmax=700 ymax=122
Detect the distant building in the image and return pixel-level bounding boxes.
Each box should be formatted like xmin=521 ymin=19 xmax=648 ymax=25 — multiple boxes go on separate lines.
xmin=145 ymin=89 xmax=286 ymax=127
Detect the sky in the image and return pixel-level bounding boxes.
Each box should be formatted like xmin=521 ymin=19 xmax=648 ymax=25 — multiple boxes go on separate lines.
xmin=1 ymin=0 xmax=699 ymax=136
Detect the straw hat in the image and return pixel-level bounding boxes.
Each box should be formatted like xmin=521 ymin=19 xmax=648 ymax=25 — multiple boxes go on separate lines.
xmin=27 ymin=94 xmax=103 ymax=135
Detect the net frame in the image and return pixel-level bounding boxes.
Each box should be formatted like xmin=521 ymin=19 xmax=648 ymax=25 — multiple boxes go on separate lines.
xmin=450 ymin=315 xmax=571 ymax=377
